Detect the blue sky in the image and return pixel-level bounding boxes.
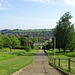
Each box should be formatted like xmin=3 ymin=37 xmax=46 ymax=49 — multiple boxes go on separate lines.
xmin=0 ymin=0 xmax=75 ymax=30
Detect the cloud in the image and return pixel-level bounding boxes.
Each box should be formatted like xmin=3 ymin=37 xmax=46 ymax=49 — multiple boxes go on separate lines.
xmin=5 ymin=1 xmax=8 ymax=3
xmin=0 ymin=0 xmax=11 ymax=10
xmin=23 ymin=0 xmax=75 ymax=6
xmin=0 ymin=3 xmax=1 ymax=6
xmin=0 ymin=7 xmax=9 ymax=10
xmin=24 ymin=0 xmax=60 ymax=5
xmin=0 ymin=0 xmax=3 ymax=2
xmin=63 ymin=0 xmax=75 ymax=6
xmin=0 ymin=0 xmax=8 ymax=3
xmin=26 ymin=0 xmax=50 ymax=3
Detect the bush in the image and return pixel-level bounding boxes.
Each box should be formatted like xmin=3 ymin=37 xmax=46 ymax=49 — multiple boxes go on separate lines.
xmin=12 ymin=46 xmax=31 ymax=52
xmin=34 ymin=46 xmax=39 ymax=50
xmin=24 ymin=46 xmax=31 ymax=52
xmin=65 ymin=52 xmax=75 ymax=57
xmin=12 ymin=46 xmax=25 ymax=49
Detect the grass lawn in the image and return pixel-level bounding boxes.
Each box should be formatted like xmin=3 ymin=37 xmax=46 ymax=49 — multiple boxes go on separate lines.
xmin=0 ymin=48 xmax=38 ymax=75
xmin=46 ymin=49 xmax=75 ymax=75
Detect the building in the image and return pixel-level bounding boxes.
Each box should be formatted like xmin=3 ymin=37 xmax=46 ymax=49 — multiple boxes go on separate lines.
xmin=34 ymin=42 xmax=45 ymax=46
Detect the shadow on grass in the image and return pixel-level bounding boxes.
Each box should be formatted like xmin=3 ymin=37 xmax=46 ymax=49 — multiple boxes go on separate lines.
xmin=49 ymin=50 xmax=71 ymax=56
xmin=9 ymin=52 xmax=46 ymax=56
xmin=18 ymin=53 xmax=46 ymax=56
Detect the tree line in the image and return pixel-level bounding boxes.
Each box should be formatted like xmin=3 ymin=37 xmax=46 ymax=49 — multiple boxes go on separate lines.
xmin=0 ymin=34 xmax=41 ymax=51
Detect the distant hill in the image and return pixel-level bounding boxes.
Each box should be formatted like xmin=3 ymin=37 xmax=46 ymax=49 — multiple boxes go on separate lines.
xmin=12 ymin=29 xmax=52 ymax=32
xmin=0 ymin=29 xmax=55 ymax=38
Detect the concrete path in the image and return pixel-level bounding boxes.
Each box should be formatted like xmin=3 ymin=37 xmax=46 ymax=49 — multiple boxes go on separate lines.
xmin=18 ymin=50 xmax=63 ymax=75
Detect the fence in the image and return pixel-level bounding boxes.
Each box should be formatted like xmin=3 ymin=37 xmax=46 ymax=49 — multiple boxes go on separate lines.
xmin=44 ymin=50 xmax=75 ymax=72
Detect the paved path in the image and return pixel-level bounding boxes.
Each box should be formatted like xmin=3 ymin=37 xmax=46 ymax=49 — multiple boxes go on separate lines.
xmin=18 ymin=50 xmax=63 ymax=75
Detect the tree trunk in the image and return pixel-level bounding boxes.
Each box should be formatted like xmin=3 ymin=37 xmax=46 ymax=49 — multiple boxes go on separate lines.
xmin=70 ymin=48 xmax=74 ymax=52
xmin=64 ymin=49 xmax=66 ymax=54
xmin=10 ymin=48 xmax=12 ymax=51
xmin=59 ymin=48 xmax=60 ymax=53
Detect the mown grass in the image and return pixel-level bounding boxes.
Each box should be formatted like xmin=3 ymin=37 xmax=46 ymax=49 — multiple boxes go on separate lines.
xmin=0 ymin=48 xmax=38 ymax=75
xmin=46 ymin=49 xmax=75 ymax=75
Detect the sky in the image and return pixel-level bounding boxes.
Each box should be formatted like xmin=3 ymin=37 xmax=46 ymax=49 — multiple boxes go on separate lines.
xmin=0 ymin=0 xmax=75 ymax=30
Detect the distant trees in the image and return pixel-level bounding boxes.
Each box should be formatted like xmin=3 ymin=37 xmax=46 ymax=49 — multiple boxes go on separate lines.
xmin=38 ymin=38 xmax=45 ymax=42
xmin=0 ymin=33 xmax=40 ymax=51
xmin=19 ymin=37 xmax=28 ymax=46
xmin=32 ymin=37 xmax=46 ymax=43
xmin=54 ymin=12 xmax=74 ymax=54
xmin=11 ymin=36 xmax=20 ymax=48
xmin=1 ymin=29 xmax=53 ymax=38
xmin=32 ymin=37 xmax=38 ymax=43
xmin=42 ymin=42 xmax=52 ymax=50
xmin=0 ymin=31 xmax=46 ymax=51
xmin=28 ymin=40 xmax=34 ymax=49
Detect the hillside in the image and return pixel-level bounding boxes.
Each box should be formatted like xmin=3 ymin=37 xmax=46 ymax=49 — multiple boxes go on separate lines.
xmin=0 ymin=29 xmax=55 ymax=38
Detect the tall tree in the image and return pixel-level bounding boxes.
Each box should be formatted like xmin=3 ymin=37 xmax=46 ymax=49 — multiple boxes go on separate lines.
xmin=54 ymin=12 xmax=74 ymax=54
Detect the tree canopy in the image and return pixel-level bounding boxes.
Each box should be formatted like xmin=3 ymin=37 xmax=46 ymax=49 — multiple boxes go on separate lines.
xmin=54 ymin=12 xmax=74 ymax=54
xmin=3 ymin=35 xmax=20 ymax=51
xmin=19 ymin=37 xmax=29 ymax=46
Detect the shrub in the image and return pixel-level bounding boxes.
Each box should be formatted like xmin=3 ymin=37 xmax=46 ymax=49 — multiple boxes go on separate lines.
xmin=12 ymin=46 xmax=25 ymax=49
xmin=65 ymin=52 xmax=75 ymax=57
xmin=34 ymin=46 xmax=39 ymax=50
xmin=24 ymin=46 xmax=31 ymax=52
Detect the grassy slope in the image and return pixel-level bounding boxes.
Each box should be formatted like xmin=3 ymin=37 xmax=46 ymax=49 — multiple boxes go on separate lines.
xmin=0 ymin=49 xmax=38 ymax=75
xmin=46 ymin=49 xmax=75 ymax=75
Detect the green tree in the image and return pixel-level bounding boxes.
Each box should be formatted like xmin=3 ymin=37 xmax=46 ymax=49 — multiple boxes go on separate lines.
xmin=19 ymin=37 xmax=28 ymax=46
xmin=28 ymin=40 xmax=34 ymax=49
xmin=38 ymin=38 xmax=45 ymax=42
xmin=0 ymin=34 xmax=3 ymax=49
xmin=54 ymin=12 xmax=74 ymax=54
xmin=12 ymin=36 xmax=20 ymax=48
xmin=3 ymin=36 xmax=12 ymax=51
xmin=3 ymin=35 xmax=20 ymax=51
xmin=69 ymin=32 xmax=75 ymax=52
xmin=32 ymin=37 xmax=38 ymax=43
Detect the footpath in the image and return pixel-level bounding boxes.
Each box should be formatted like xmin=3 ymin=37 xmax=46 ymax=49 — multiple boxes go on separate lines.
xmin=18 ymin=50 xmax=64 ymax=75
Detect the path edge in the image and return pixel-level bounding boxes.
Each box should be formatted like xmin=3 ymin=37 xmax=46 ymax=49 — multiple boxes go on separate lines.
xmin=49 ymin=62 xmax=69 ymax=75
xmin=44 ymin=50 xmax=69 ymax=75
